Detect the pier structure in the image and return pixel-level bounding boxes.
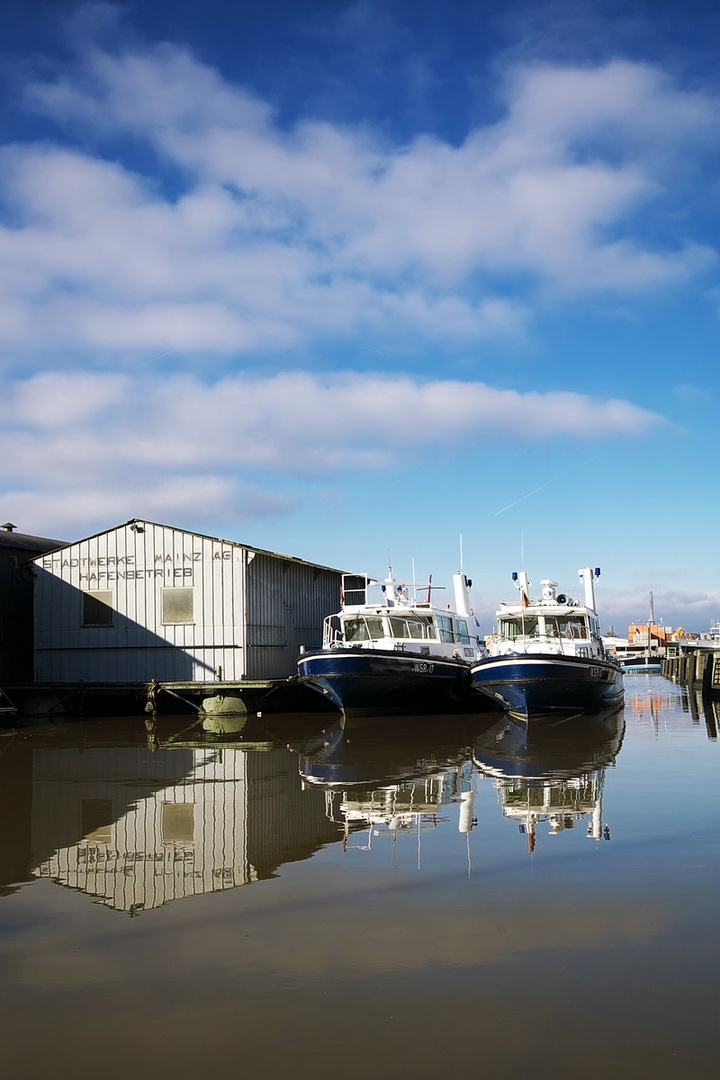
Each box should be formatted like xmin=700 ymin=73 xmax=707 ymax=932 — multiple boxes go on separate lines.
xmin=661 ymin=635 xmax=720 ymax=699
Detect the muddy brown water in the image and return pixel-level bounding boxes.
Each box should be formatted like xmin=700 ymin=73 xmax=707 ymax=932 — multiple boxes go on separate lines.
xmin=0 ymin=673 xmax=717 ymax=1080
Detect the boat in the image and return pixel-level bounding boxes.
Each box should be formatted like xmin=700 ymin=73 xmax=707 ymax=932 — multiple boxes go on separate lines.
xmin=295 ymin=712 xmax=486 ymax=788
xmin=294 ymin=713 xmax=483 ymax=853
xmin=602 ymin=637 xmax=662 ymax=671
xmin=472 ymin=708 xmax=625 ymax=851
xmin=296 ymin=567 xmax=489 ymax=716
xmin=470 ymin=567 xmax=624 ymax=719
xmin=617 ymin=651 xmax=662 ymax=673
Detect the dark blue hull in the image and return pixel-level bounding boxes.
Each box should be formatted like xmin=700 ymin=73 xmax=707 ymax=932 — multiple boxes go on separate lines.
xmin=470 ymin=654 xmax=624 ymax=718
xmin=297 ymin=647 xmax=477 ymax=716
xmin=297 ymin=714 xmax=481 ymax=787
xmin=472 ymin=709 xmax=625 ymax=779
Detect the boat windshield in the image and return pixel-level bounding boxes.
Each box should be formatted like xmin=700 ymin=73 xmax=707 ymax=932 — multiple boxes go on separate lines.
xmin=544 ymin=617 xmax=588 ymax=639
xmin=500 ymin=617 xmax=539 ymax=639
xmin=343 ymin=616 xmax=386 ymax=641
xmin=500 ymin=616 xmax=589 ymax=640
xmin=389 ymin=615 xmax=437 ymax=640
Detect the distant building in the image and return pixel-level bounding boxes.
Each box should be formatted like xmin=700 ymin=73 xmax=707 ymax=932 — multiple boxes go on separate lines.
xmin=0 ymin=523 xmax=65 ymax=682
xmin=32 ymin=519 xmax=343 ymax=684
xmin=628 ymin=623 xmax=672 ymax=647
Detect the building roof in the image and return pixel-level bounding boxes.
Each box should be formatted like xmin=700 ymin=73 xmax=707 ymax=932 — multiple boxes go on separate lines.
xmin=30 ymin=518 xmax=345 ymax=574
xmin=0 ymin=523 xmax=67 ymax=554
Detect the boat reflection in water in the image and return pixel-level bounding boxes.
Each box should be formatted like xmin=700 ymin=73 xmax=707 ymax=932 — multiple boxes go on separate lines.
xmin=472 ymin=708 xmax=625 ymax=853
xmin=296 ymin=714 xmax=493 ymax=852
xmin=0 ymin=703 xmax=634 ymax=911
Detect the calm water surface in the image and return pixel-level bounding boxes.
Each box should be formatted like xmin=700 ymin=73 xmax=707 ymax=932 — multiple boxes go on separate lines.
xmin=0 ymin=674 xmax=717 ymax=1080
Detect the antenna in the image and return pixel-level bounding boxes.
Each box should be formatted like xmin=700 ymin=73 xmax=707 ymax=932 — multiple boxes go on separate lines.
xmin=412 ymin=557 xmax=417 ymax=602
xmin=521 ymin=533 xmax=524 ymax=568
xmin=459 ymin=533 xmax=464 ymax=572
xmin=387 ymin=545 xmax=392 ymax=576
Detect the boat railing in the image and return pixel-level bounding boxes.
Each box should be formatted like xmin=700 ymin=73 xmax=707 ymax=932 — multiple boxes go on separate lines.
xmin=323 ymin=615 xmax=344 ymax=648
xmin=490 ymin=632 xmax=602 ymax=658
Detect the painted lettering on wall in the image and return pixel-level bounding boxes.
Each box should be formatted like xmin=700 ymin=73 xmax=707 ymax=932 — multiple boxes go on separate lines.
xmin=78 ymin=567 xmax=195 ymax=583
xmin=42 ymin=547 xmax=233 ymax=578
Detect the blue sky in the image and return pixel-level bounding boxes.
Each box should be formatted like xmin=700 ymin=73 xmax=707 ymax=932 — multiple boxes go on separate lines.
xmin=0 ymin=0 xmax=718 ymax=632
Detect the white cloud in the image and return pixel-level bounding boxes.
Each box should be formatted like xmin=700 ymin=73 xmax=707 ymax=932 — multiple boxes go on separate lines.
xmin=0 ymin=367 xmax=664 ymax=473
xmin=0 ymin=476 xmax=297 ymax=539
xmin=601 ymin=587 xmax=720 ymax=636
xmin=0 ymin=367 xmax=665 ymax=537
xmin=0 ymin=35 xmax=712 ymax=362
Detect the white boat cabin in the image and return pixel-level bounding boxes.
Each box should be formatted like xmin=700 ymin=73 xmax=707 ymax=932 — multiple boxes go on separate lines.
xmin=489 ymin=570 xmax=605 ymax=660
xmin=322 ymin=572 xmax=484 ymax=662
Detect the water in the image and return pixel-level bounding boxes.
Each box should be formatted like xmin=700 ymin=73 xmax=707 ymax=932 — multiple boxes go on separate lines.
xmin=0 ymin=674 xmax=717 ymax=1080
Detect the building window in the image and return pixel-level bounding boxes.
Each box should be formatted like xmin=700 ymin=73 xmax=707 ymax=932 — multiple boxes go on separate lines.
xmin=81 ymin=799 xmax=113 ymax=843
xmin=82 ymin=591 xmax=114 ymax=627
xmin=162 ymin=587 xmax=194 ymax=624
xmin=162 ymin=803 xmax=194 ymax=843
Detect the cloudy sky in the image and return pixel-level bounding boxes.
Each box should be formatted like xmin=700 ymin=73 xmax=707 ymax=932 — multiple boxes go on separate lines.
xmin=0 ymin=0 xmax=718 ymax=631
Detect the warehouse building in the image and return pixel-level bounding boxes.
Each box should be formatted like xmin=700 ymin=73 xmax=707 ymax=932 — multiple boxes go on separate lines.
xmin=32 ymin=519 xmax=343 ymax=685
xmin=1 ymin=522 xmax=65 ymax=683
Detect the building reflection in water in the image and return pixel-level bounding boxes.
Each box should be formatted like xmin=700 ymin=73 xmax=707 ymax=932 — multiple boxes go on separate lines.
xmin=1 ymin=716 xmax=341 ymax=914
xmin=5 ymin=690 xmax=713 ymax=906
xmin=472 ymin=709 xmax=626 ymax=854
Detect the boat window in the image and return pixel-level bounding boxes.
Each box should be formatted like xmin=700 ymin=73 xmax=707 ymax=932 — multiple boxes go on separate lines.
xmin=552 ymin=622 xmax=587 ymax=635
xmin=500 ymin=617 xmax=539 ymax=639
xmin=418 ymin=615 xmax=437 ymax=639
xmin=389 ymin=617 xmax=427 ymax=639
xmin=437 ymin=614 xmax=454 ymax=643
xmin=455 ymin=618 xmax=471 ymax=644
xmin=344 ymin=617 xmax=369 ymax=641
xmin=545 ymin=618 xmax=585 ymax=639
xmin=344 ymin=616 xmax=387 ymax=641
xmin=365 ymin=617 xmax=386 ymax=640
xmin=342 ymin=575 xmax=369 ymax=606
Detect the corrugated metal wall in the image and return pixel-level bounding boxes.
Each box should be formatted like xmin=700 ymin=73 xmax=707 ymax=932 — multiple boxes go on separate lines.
xmin=245 ymin=552 xmax=341 ymax=679
xmin=33 ymin=522 xmax=342 ymax=683
xmin=34 ymin=523 xmax=245 ymax=682
xmin=31 ymin=746 xmax=250 ymax=910
xmin=30 ymin=745 xmax=339 ymax=912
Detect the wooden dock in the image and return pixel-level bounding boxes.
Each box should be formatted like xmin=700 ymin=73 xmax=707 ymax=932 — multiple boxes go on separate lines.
xmin=661 ymin=641 xmax=720 ymax=698
xmin=1 ymin=676 xmax=328 ymax=719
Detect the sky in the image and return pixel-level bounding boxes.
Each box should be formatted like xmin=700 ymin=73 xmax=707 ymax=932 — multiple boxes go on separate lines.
xmin=0 ymin=0 xmax=718 ymax=633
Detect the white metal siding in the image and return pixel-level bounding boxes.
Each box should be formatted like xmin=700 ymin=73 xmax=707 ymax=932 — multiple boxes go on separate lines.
xmin=31 ymin=746 xmax=251 ymax=910
xmin=245 ymin=552 xmax=341 ymax=678
xmin=33 ymin=523 xmax=246 ymax=682
xmin=30 ymin=746 xmax=340 ymax=911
